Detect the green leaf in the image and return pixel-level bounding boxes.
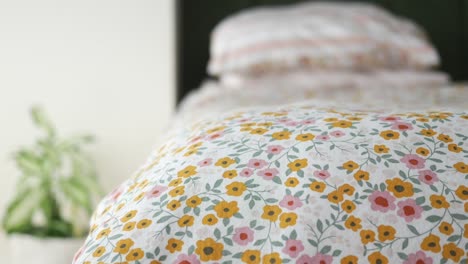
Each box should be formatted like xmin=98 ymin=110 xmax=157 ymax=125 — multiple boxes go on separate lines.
xmin=3 ymin=187 xmax=44 ymax=233
xmin=31 ymin=106 xmax=55 ymax=137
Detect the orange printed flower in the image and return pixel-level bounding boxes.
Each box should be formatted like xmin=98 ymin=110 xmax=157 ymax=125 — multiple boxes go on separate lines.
xmin=437 ymin=134 xmax=453 ymax=143
xmin=261 ymin=205 xmax=282 ymax=222
xmin=177 ymin=165 xmax=197 ymax=178
xmin=354 ymin=170 xmax=370 ymax=181
xmin=215 ymin=157 xmax=236 ymax=168
xmin=165 ymin=238 xmax=184 ymax=253
xmin=223 ymin=170 xmax=238 ymax=179
xmin=448 ymin=143 xmax=463 ymax=153
xmin=327 ymin=190 xmax=344 ymax=204
xmin=438 ymin=222 xmax=454 ymax=235
xmin=442 ymin=243 xmax=464 ymax=262
xmin=195 ymin=238 xmax=224 ymax=261
xmin=332 ymin=120 xmax=353 ymax=128
xmin=137 ymin=219 xmax=152 ymax=229
xmin=241 ymin=250 xmax=261 ymax=264
xmin=368 ymin=252 xmax=388 ymax=264
xmin=186 ymin=195 xmax=202 ymax=208
xmin=360 ymin=230 xmax=375 ymax=244
xmin=377 ymin=225 xmax=396 ymax=241
xmin=421 ymin=234 xmax=441 ymax=253
xmin=341 ymin=200 xmax=356 ymax=213
xmin=167 ymin=200 xmax=181 ymax=211
xmin=272 ymin=131 xmax=291 ymax=140
xmin=214 ymin=201 xmax=239 ymax=218
xmin=338 ymin=184 xmax=355 ymax=196
xmin=287 ymin=159 xmax=308 ymax=171
xmin=177 ymin=215 xmax=195 ymax=227
xmin=455 ymin=185 xmax=468 ymax=200
xmin=250 ymin=127 xmax=268 ymax=135
xmin=420 ymin=129 xmax=437 ymax=137
xmin=340 ymin=255 xmax=358 ymax=264
xmin=114 ymin=238 xmax=135 ymax=254
xmin=344 ymin=215 xmax=362 ymax=231
xmin=430 ymin=195 xmax=450 ymax=209
xmin=122 ymin=222 xmax=136 ymax=232
xmin=454 ymin=162 xmax=468 ymax=173
xmin=263 ymin=253 xmax=282 ymax=264
xmin=380 ymin=130 xmax=400 ymax=140
xmin=126 ymin=248 xmax=144 ymax=261
xmin=386 ymin=178 xmax=414 ymax=198
xmin=226 ymin=182 xmax=247 ymax=196
xmin=309 ymin=182 xmax=326 ymax=192
xmin=342 ymin=161 xmax=359 ymax=171
xmin=202 ymin=214 xmax=218 ymax=226
xmin=416 ymin=147 xmax=430 ymax=156
xmin=374 ymin=145 xmax=389 ymax=154
xmin=295 ymin=133 xmax=315 ymax=141
xmin=279 ymin=212 xmax=297 ymax=228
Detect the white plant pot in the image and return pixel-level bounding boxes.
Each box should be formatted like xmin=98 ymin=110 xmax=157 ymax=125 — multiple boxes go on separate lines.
xmin=8 ymin=234 xmax=84 ymax=264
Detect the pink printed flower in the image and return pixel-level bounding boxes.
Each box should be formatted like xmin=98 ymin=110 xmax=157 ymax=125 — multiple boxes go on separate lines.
xmin=173 ymin=254 xmax=201 ymax=264
xmin=279 ymin=195 xmax=303 ymax=210
xmin=240 ymin=168 xmax=254 ymax=177
xmin=198 ymin=158 xmax=212 ymax=167
xmin=207 ymin=132 xmax=223 ymax=140
xmin=109 ymin=185 xmax=124 ymax=201
xmin=189 ymin=136 xmax=202 ymax=143
xmin=232 ymin=227 xmax=254 ymax=246
xmin=267 ymin=145 xmax=284 ymax=154
xmin=403 ymin=251 xmax=433 ymax=264
xmin=310 ymin=253 xmax=333 ymax=264
xmin=379 ymin=116 xmax=400 ymax=122
xmin=369 ymin=191 xmax=396 ymax=212
xmin=316 ymin=135 xmax=330 ymax=141
xmin=418 ymin=170 xmax=438 ymax=185
xmin=301 ymin=119 xmax=315 ymax=125
xmin=296 ymin=254 xmax=314 ymax=264
xmin=314 ymin=170 xmax=330 ymax=180
xmin=391 ymin=122 xmax=413 ymax=131
xmin=282 ymin=239 xmax=304 ymax=258
xmin=286 ymin=121 xmax=300 ymax=126
xmin=401 ymin=154 xmax=426 ymax=169
xmin=257 ymin=168 xmax=279 ymax=180
xmin=330 ymin=130 xmax=345 ymax=137
xmin=397 ymin=199 xmax=423 ymax=222
xmin=146 ymin=185 xmax=168 ymax=198
xmin=248 ymin=159 xmax=268 ymax=169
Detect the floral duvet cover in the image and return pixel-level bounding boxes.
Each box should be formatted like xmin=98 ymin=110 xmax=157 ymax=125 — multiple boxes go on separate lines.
xmin=73 ymin=102 xmax=468 ymax=264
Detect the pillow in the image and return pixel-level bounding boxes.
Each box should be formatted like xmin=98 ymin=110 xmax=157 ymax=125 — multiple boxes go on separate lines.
xmin=208 ymin=2 xmax=439 ymax=76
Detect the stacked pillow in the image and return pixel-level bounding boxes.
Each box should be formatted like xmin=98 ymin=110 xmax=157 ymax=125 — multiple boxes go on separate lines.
xmin=208 ymin=1 xmax=439 ymax=76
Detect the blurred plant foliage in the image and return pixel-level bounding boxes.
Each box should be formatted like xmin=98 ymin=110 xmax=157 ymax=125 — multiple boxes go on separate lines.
xmin=2 ymin=107 xmax=102 ymax=238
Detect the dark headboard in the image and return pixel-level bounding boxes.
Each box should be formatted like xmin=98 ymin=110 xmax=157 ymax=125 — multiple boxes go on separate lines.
xmin=176 ymin=0 xmax=468 ymax=103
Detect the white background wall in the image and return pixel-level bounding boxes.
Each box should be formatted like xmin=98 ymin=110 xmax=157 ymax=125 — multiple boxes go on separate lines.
xmin=0 ymin=0 xmax=175 ymax=260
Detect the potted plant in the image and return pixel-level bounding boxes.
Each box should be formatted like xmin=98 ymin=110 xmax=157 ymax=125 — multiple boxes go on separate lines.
xmin=2 ymin=107 xmax=102 ymax=264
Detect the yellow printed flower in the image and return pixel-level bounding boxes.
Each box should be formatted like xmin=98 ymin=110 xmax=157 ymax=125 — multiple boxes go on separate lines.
xmin=250 ymin=128 xmax=268 ymax=135
xmin=165 ymin=238 xmax=184 ymax=253
xmin=206 ymin=126 xmax=226 ymax=134
xmin=354 ymin=170 xmax=369 ymax=181
xmin=416 ymin=147 xmax=430 ymax=156
xmin=341 ymin=200 xmax=356 ymax=213
xmin=202 ymin=214 xmax=218 ymax=226
xmin=215 ymin=157 xmax=236 ymax=168
xmin=167 ymin=200 xmax=181 ymax=211
xmin=137 ymin=219 xmax=152 ymax=229
xmin=342 ymin=161 xmax=359 ymax=171
xmin=340 ymin=255 xmax=358 ymax=264
xmin=421 ymin=234 xmax=441 ymax=253
xmin=338 ymin=183 xmax=355 ymax=196
xmin=380 ymin=130 xmax=400 ymax=140
xmin=122 ymin=222 xmax=136 ymax=232
xmin=263 ymin=253 xmax=282 ymax=264
xmin=261 ymin=205 xmax=282 ymax=222
xmin=332 ymin=120 xmax=353 ymax=128
xmin=448 ymin=143 xmax=463 ymax=153
xmin=177 ymin=215 xmax=195 ymax=227
xmin=455 ymin=185 xmax=468 ymax=200
xmin=438 ymin=221 xmax=454 ymax=235
xmin=295 ymin=133 xmax=315 ymax=141
xmin=420 ymin=129 xmax=437 ymax=137
xmin=430 ymin=194 xmax=450 ymax=209
xmin=377 ymin=225 xmax=396 ymax=241
xmin=272 ymin=131 xmax=292 ymax=140
xmin=279 ymin=212 xmax=297 ymax=228
xmin=226 ymin=182 xmax=247 ymax=196
xmin=437 ymin=134 xmax=453 ymax=143
xmin=96 ymin=228 xmax=111 ymax=239
xmin=327 ymin=190 xmax=344 ymax=204
xmin=374 ymin=145 xmax=389 ymax=154
xmin=442 ymin=243 xmax=464 ymax=263
xmin=368 ymin=252 xmax=388 ymax=264
xmin=309 ymin=182 xmax=326 ymax=192
xmin=454 ymin=162 xmax=468 ymax=173
xmin=169 ymin=186 xmax=185 ymax=197
xmin=223 ymin=170 xmax=238 ymax=179
xmin=125 ymin=248 xmax=144 ymax=261
xmin=344 ymin=215 xmax=362 ymax=232
xmin=120 ymin=210 xmax=137 ymax=223
xmin=92 ymin=246 xmax=106 ymax=257
xmin=386 ymin=178 xmax=414 ymax=198
xmin=183 ymin=149 xmax=197 ymax=157
xmin=360 ymin=230 xmax=375 ymax=244
xmin=287 ymin=159 xmax=308 ymax=171
xmin=114 ymin=238 xmax=135 ymax=254
xmin=195 ymin=238 xmax=224 ymax=261
xmin=323 ymin=117 xmax=338 ymax=122
xmin=186 ymin=195 xmax=202 ymax=208
xmin=169 ymin=178 xmax=183 ymax=187
xmin=177 ymin=165 xmax=197 ymax=178
xmin=285 ymin=177 xmax=299 ymax=187
xmin=241 ymin=249 xmax=261 ymax=264
xmin=214 ymin=201 xmax=239 ymax=218
xmin=133 ymin=192 xmax=145 ymax=202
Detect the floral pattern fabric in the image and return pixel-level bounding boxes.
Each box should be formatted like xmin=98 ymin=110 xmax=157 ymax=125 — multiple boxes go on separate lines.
xmin=74 ymin=104 xmax=468 ymax=264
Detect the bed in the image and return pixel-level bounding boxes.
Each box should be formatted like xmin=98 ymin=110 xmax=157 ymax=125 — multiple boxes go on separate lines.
xmin=73 ymin=1 xmax=468 ymax=264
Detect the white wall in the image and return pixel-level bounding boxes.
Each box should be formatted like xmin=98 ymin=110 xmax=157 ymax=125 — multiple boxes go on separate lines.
xmin=0 ymin=0 xmax=174 ymax=260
